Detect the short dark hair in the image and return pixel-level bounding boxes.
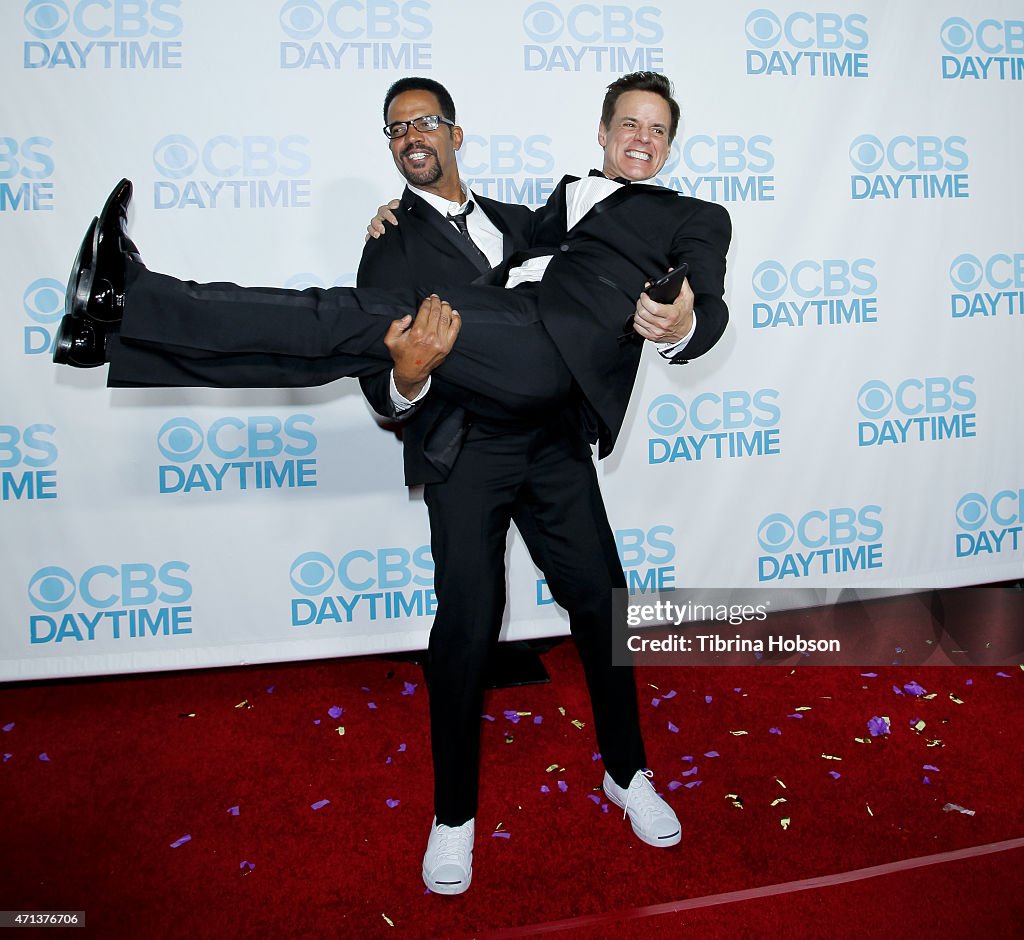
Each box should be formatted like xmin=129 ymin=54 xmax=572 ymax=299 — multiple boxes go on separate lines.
xmin=601 ymin=71 xmax=680 ymax=141
xmin=382 ymin=77 xmax=456 ymax=125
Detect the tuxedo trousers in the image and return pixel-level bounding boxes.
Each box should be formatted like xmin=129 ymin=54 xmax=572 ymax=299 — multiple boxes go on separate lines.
xmin=109 ymin=269 xmax=574 ymax=413
xmin=424 ymin=411 xmax=646 ymax=826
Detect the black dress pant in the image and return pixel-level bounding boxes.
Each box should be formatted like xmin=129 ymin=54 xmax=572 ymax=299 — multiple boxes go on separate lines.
xmin=424 ymin=411 xmax=646 ymax=826
xmin=109 ymin=268 xmax=573 ymax=412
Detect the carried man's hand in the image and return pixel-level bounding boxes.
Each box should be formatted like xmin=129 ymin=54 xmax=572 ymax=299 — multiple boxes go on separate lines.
xmin=633 ymin=273 xmax=694 ymax=344
xmin=384 ymin=294 xmax=461 ymax=400
xmin=365 ymin=199 xmax=402 ymax=241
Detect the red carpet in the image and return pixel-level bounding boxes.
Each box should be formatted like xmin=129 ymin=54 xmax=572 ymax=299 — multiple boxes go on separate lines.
xmin=1 ymin=619 xmax=1022 ymax=938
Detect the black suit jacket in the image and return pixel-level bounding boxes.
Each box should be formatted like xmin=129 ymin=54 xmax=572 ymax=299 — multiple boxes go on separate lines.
xmin=528 ymin=175 xmax=731 ymax=456
xmin=357 ymin=187 xmax=535 ymax=484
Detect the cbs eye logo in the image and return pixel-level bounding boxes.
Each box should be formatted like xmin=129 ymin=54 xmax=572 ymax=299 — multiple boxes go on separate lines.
xmin=745 ymin=9 xmax=782 ymax=47
xmin=849 ymin=135 xmax=884 ymax=173
xmin=751 ymin=261 xmax=788 ymax=301
xmin=280 ymin=0 xmax=324 ymax=39
xmin=289 ymin=551 xmax=335 ymax=595
xmin=24 ymin=0 xmax=70 ymax=39
xmin=646 ymin=394 xmax=687 ymax=436
xmin=157 ymin=418 xmax=204 ymax=462
xmin=24 ymin=278 xmax=64 ymax=325
xmin=153 ymin=135 xmax=198 ymax=179
xmin=757 ymin=513 xmax=795 ymax=553
xmin=523 ymin=2 xmax=563 ymax=42
xmin=955 ymin=493 xmax=988 ymax=531
xmin=27 ymin=566 xmax=75 ymax=612
xmin=856 ymin=380 xmax=893 ymax=420
xmin=949 ymin=254 xmax=983 ymax=292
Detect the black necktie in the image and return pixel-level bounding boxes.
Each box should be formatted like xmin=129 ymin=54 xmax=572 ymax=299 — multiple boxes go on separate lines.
xmin=446 ymin=202 xmax=490 ymax=268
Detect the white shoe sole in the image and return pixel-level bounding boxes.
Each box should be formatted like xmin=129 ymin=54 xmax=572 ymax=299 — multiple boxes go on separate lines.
xmin=422 ymin=867 xmax=472 ymax=895
xmin=603 ymin=785 xmax=682 ymax=847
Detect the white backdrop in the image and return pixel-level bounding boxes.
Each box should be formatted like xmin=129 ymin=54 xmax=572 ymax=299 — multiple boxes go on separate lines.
xmin=2 ymin=0 xmax=1022 ymax=681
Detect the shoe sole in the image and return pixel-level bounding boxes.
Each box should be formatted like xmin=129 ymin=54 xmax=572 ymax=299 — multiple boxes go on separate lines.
xmin=65 ymin=216 xmax=98 ymax=321
xmin=603 ymin=785 xmax=682 ymax=848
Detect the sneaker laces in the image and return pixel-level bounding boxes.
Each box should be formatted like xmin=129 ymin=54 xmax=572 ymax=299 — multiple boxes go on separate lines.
xmin=432 ymin=821 xmax=473 ymax=864
xmin=621 ymin=769 xmax=658 ymax=821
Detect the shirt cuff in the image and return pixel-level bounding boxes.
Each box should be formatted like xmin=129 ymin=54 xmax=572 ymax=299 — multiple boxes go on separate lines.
xmin=656 ymin=310 xmax=698 ymax=359
xmin=390 ymin=371 xmax=431 ymax=411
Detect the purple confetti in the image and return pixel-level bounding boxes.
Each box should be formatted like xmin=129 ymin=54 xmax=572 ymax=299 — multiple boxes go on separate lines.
xmin=965 ymin=679 xmax=974 ymax=686
xmin=662 ymin=690 xmax=677 ymax=700
xmin=397 ymin=743 xmax=407 ymax=753
xmin=540 ymin=785 xmax=550 ymax=793
xmin=592 ymin=752 xmax=601 ymax=762
xmin=787 ymin=713 xmax=804 ymax=719
xmin=681 ymin=766 xmax=699 ymax=777
xmin=240 ymin=861 xmax=256 ymax=872
xmin=482 ymin=714 xmax=495 ymax=722
xmin=667 ymin=780 xmax=683 ymax=791
xmin=733 ymin=688 xmax=742 ymax=693
xmin=829 ymin=771 xmax=841 ymax=780
xmin=385 ymin=757 xmax=392 ymax=765
xmin=38 ymin=753 xmax=49 ymax=762
xmin=681 ymin=755 xmax=694 ymax=762
xmin=402 ymin=681 xmax=418 ymax=695
xmin=909 ymin=717 xmax=922 ymax=728
xmin=769 ymin=727 xmax=782 ymax=735
xmin=265 ymin=686 xmax=275 ymax=694
xmin=504 ymin=710 xmax=521 ymax=723
xmin=602 ymin=804 xmax=609 ymax=813
xmin=705 ymin=695 xmax=713 ymax=704
xmin=867 ymin=715 xmax=891 ymax=737
xmin=386 ymin=799 xmax=400 ymax=809
xmin=327 ymin=706 xmax=343 ymax=719
xmin=492 ymin=831 xmax=511 ymax=839
xmin=923 ymin=764 xmax=940 ymax=772
xmin=367 ymin=702 xmax=377 ymax=710
xmin=904 ymin=681 xmax=927 ymax=696
xmin=360 ymin=686 xmax=371 ymax=693
xmin=313 ymin=719 xmax=321 ymax=725
xmin=704 ymin=751 xmax=720 ymax=758
xmin=557 ymin=780 xmax=568 ymax=793
xmin=310 ymin=799 xmax=330 ymax=811
xmin=227 ymin=806 xmax=240 ymax=816
xmin=667 ymin=721 xmax=679 ymax=733
xmin=587 ymin=794 xmax=602 ymax=804
xmin=651 ymin=697 xmax=661 ymax=708
xmin=685 ymin=781 xmax=703 ymax=789
xmin=533 ymin=716 xmax=543 ymax=725
xmin=997 ymin=672 xmax=1011 ymax=678
xmin=2 ymin=722 xmax=14 ymax=732
xmin=170 ymin=835 xmax=191 ymax=848
xmin=923 ymin=776 xmax=932 ymax=785
xmin=860 ymin=673 xmax=877 ymax=678
xmin=2 ymin=754 xmax=11 ymax=762
xmin=892 ymin=685 xmax=905 ymax=696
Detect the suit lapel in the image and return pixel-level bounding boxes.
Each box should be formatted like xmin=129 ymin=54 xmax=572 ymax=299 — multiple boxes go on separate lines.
xmin=573 ymin=179 xmax=676 ymax=230
xmin=403 ymin=188 xmax=490 ymax=275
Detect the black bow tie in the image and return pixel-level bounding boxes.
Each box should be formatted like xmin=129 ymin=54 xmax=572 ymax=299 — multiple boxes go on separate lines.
xmin=589 ymin=169 xmax=631 ymax=185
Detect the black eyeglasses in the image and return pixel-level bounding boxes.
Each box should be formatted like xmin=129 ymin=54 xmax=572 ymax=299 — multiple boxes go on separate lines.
xmin=383 ymin=114 xmax=456 ymax=139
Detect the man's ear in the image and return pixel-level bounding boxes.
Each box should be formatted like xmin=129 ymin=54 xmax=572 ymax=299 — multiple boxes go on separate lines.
xmin=453 ymin=124 xmax=464 ymax=151
xmin=597 ymin=122 xmax=608 ymax=148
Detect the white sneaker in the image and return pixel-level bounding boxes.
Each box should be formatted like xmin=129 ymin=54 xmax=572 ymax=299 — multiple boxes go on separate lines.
xmin=602 ymin=769 xmax=681 ymax=847
xmin=422 ymin=816 xmax=474 ymax=895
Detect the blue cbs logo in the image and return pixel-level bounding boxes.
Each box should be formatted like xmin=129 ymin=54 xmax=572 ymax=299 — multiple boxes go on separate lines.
xmin=279 ymin=0 xmax=432 ymax=70
xmin=0 ymin=137 xmax=55 ymax=212
xmin=27 ymin=561 xmax=192 ymax=644
xmin=940 ymin=16 xmax=1024 ymax=78
xmin=751 ymin=258 xmax=878 ymax=329
xmin=948 ymin=252 xmax=1024 ymax=319
xmin=23 ymin=277 xmax=65 ymax=354
xmin=522 ymin=2 xmax=665 ymax=72
xmin=745 ymin=8 xmax=869 ymax=77
xmin=849 ymin=134 xmax=970 ymax=200
xmin=152 ymin=133 xmax=312 ymax=209
xmin=856 ymin=375 xmax=977 ymax=446
xmin=954 ymin=489 xmax=1023 ymax=558
xmin=290 ymin=546 xmax=435 ymax=625
xmin=646 ymin=389 xmax=781 ymax=464
xmin=1 ymin=423 xmax=58 ymax=501
xmin=655 ymin=135 xmax=775 ymax=203
xmin=458 ymin=134 xmax=556 ymax=207
xmin=156 ymin=414 xmax=318 ymax=494
xmin=757 ymin=505 xmax=884 ymax=581
xmin=23 ymin=0 xmax=183 ymax=69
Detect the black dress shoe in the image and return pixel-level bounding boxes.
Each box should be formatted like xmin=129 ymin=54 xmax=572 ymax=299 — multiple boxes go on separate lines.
xmin=52 ymin=312 xmax=108 ymax=368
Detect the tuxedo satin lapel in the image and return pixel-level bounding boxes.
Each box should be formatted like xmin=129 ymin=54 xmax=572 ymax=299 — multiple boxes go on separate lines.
xmin=404 ymin=191 xmax=491 ymax=274
xmin=574 ymin=180 xmax=676 ymax=229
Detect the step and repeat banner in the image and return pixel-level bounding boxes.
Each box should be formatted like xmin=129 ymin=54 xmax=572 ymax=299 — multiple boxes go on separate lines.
xmin=2 ymin=1 xmax=1022 ymax=680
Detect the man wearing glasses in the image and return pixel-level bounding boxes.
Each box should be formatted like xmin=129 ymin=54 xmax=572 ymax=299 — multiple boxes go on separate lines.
xmin=53 ymin=72 xmax=730 ymax=896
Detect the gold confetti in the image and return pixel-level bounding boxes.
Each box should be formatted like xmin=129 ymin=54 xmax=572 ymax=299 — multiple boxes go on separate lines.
xmin=648 ymin=683 xmax=660 ymax=690
xmin=505 ymin=734 xmax=514 ymax=744
xmin=729 ymin=730 xmax=749 ymax=736
xmin=725 ymin=793 xmax=744 ymax=809
xmin=571 ymin=719 xmax=585 ymax=730
xmin=516 ymin=711 xmax=532 ymax=717
xmin=545 ymin=764 xmax=559 ymax=773
xmin=775 ymin=777 xmax=786 ymax=789
xmin=794 ymin=706 xmax=812 ymax=712
xmin=821 ymin=753 xmax=842 ymax=761
xmin=234 ymin=699 xmax=252 ymax=709
xmin=178 ymin=713 xmax=197 ymax=718
xmin=780 ymin=817 xmax=791 ymax=830
xmin=382 ymin=914 xmax=395 ymax=927
xmin=926 ymin=739 xmax=945 ymax=748
xmin=771 ymin=797 xmax=787 ymax=807
xmin=558 ymin=707 xmax=566 ymax=716
xmin=854 ymin=737 xmax=872 ymax=744
xmin=495 ymin=821 xmax=505 ymax=831
xmin=949 ymin=694 xmax=965 ymax=705
xmin=866 ymin=804 xmax=874 ymax=817
xmin=912 ymin=719 xmax=927 ymax=733
xmin=335 ymin=726 xmax=345 ymax=736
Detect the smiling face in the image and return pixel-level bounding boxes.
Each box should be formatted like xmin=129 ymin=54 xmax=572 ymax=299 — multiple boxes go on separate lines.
xmin=386 ymin=89 xmax=463 ymax=201
xmin=597 ymin=89 xmax=672 ymax=181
